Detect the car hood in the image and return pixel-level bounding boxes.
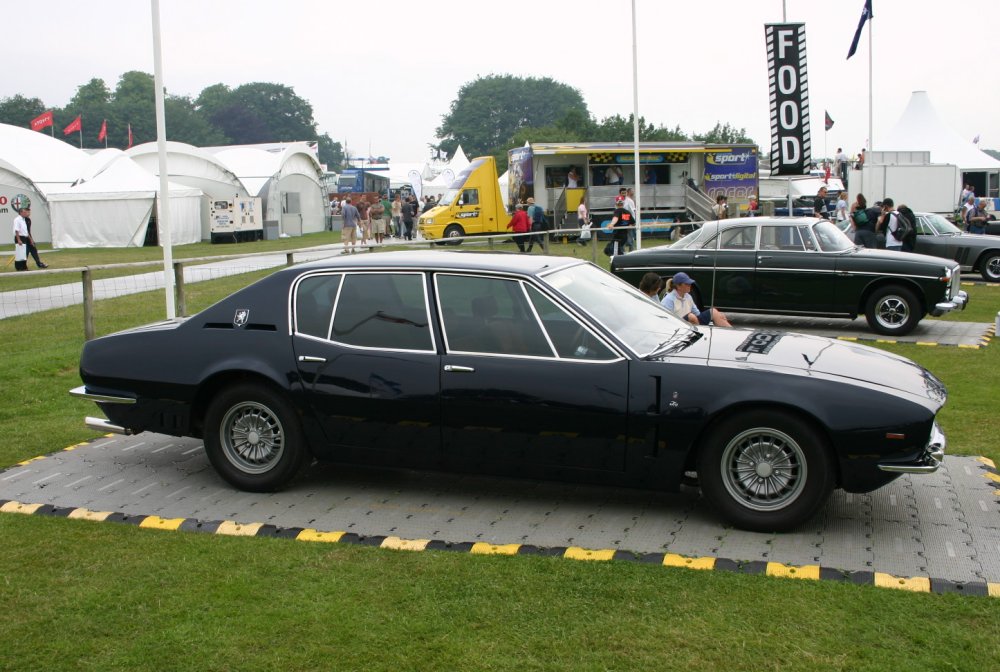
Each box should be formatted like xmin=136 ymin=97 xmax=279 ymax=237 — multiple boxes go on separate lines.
xmin=666 ymin=326 xmax=946 ymax=403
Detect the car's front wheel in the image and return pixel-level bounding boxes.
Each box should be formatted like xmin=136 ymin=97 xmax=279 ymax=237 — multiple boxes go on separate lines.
xmin=979 ymin=252 xmax=1000 ymax=282
xmin=442 ymin=224 xmax=465 ymax=246
xmin=204 ymin=383 xmax=307 ymax=492
xmin=697 ymin=410 xmax=835 ymax=532
xmin=864 ymin=284 xmax=920 ymax=335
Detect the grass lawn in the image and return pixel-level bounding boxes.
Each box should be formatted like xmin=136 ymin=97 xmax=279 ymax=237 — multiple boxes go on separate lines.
xmin=1 ymin=237 xmax=999 ymax=671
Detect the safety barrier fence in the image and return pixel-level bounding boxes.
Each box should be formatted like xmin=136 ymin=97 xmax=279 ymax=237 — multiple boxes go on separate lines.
xmin=1 ymin=223 xmax=673 ymax=339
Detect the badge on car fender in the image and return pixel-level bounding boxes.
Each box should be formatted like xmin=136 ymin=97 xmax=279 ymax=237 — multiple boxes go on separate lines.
xmin=233 ymin=309 xmax=250 ymax=327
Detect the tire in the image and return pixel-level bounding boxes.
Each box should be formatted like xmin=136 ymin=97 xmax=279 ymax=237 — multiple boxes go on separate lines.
xmin=443 ymin=224 xmax=465 ymax=246
xmin=864 ymin=284 xmax=920 ymax=336
xmin=697 ymin=410 xmax=835 ymax=532
xmin=203 ymin=383 xmax=307 ymax=492
xmin=979 ymin=252 xmax=1000 ymax=282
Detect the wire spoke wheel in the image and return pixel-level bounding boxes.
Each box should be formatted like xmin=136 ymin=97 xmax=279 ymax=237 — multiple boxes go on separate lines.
xmin=720 ymin=427 xmax=806 ymax=511
xmin=220 ymin=401 xmax=285 ymax=474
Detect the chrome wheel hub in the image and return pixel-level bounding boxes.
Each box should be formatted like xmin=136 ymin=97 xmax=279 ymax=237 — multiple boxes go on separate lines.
xmin=220 ymin=401 xmax=284 ymax=474
xmin=720 ymin=427 xmax=807 ymax=511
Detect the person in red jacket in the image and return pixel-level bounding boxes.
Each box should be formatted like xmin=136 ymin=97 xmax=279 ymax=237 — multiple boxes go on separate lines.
xmin=506 ymin=203 xmax=531 ymax=252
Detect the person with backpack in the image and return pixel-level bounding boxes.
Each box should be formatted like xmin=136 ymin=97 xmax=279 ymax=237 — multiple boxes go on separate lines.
xmin=850 ymin=193 xmax=878 ymax=248
xmin=525 ymin=197 xmax=546 ymax=253
xmin=895 ymin=205 xmax=918 ymax=252
xmin=877 ymin=198 xmax=910 ymax=252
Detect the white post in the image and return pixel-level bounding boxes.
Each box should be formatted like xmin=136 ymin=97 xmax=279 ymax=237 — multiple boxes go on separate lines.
xmin=631 ymin=0 xmax=642 ymax=249
xmin=151 ymin=0 xmax=175 ymax=319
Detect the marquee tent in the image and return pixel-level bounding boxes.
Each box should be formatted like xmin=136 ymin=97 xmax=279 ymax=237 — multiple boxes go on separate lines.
xmin=212 ymin=143 xmax=326 ymax=236
xmin=0 ymin=122 xmax=90 ymax=243
xmin=881 ymin=91 xmax=1000 ymax=197
xmin=47 ymin=153 xmax=203 ymax=248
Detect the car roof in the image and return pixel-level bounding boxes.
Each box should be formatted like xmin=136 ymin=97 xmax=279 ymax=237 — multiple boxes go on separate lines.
xmin=292 ymin=250 xmax=585 ymax=276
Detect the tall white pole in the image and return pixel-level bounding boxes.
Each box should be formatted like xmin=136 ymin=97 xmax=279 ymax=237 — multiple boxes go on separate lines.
xmin=631 ymin=0 xmax=642 ymax=249
xmin=867 ymin=11 xmax=873 ymax=152
xmin=151 ymin=0 xmax=175 ymax=319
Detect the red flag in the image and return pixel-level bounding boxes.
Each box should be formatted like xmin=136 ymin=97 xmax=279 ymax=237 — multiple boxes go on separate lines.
xmin=824 ymin=111 xmax=834 ymax=131
xmin=30 ymin=111 xmax=53 ymax=131
xmin=98 ymin=119 xmax=107 ymax=142
xmin=63 ymin=115 xmax=82 ymax=136
xmin=127 ymin=123 xmax=134 ymax=148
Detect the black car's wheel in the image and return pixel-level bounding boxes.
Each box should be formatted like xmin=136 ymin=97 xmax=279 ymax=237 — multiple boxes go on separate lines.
xmin=443 ymin=224 xmax=465 ymax=246
xmin=979 ymin=252 xmax=1000 ymax=282
xmin=698 ymin=410 xmax=835 ymax=532
xmin=204 ymin=383 xmax=307 ymax=492
xmin=864 ymin=285 xmax=920 ymax=335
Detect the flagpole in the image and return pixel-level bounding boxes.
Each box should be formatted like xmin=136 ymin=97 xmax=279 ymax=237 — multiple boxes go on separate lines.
xmin=631 ymin=0 xmax=641 ymax=250
xmin=867 ymin=9 xmax=873 ymax=152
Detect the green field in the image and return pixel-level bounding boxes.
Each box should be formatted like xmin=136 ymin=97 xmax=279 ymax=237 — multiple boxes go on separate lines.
xmin=1 ymin=235 xmax=999 ymax=671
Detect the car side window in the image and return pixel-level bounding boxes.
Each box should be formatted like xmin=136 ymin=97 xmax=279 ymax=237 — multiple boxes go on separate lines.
xmin=760 ymin=225 xmax=804 ymax=251
xmin=524 ymin=285 xmax=616 ymax=361
xmin=436 ymin=274 xmax=553 ymax=357
xmin=460 ymin=189 xmax=479 ymax=206
xmin=330 ymin=272 xmax=433 ymax=351
xmin=719 ymin=225 xmax=758 ymax=250
xmin=295 ymin=274 xmax=342 ymax=339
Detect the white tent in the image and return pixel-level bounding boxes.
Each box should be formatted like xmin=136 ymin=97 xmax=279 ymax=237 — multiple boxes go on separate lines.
xmin=883 ymin=91 xmax=1000 ymax=171
xmin=0 ymin=122 xmax=90 ymax=243
xmin=48 ymin=155 xmax=203 ymax=248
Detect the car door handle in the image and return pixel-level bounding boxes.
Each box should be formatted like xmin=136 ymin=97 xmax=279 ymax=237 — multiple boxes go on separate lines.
xmin=694 ymin=254 xmax=712 ymax=260
xmin=757 ymin=255 xmax=772 ymax=261
xmin=444 ymin=364 xmax=475 ymax=373
xmin=298 ymin=355 xmax=327 ymax=363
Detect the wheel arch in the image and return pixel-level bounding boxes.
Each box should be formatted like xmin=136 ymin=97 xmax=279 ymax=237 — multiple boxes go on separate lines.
xmin=191 ymin=370 xmax=293 ymax=438
xmin=973 ymin=248 xmax=1000 ymax=272
xmin=682 ymin=400 xmax=843 ymax=487
xmin=857 ymin=277 xmax=928 ymax=317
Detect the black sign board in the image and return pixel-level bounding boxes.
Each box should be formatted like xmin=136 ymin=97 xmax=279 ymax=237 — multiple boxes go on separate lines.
xmin=765 ymin=23 xmax=811 ymax=175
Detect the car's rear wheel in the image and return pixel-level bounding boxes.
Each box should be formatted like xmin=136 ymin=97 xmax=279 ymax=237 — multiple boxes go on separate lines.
xmin=864 ymin=284 xmax=920 ymax=335
xmin=697 ymin=410 xmax=835 ymax=532
xmin=979 ymin=252 xmax=1000 ymax=282
xmin=204 ymin=383 xmax=307 ymax=492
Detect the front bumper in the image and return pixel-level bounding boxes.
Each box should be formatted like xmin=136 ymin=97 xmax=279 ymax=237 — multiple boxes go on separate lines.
xmin=931 ymin=289 xmax=968 ymax=316
xmin=878 ymin=422 xmax=946 ymax=474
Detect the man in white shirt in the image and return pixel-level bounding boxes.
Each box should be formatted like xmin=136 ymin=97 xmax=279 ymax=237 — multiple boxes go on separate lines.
xmin=12 ymin=206 xmax=47 ymax=270
xmin=878 ymin=198 xmax=902 ymax=250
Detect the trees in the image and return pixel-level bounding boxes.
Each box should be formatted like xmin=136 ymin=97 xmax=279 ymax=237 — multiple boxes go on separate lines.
xmin=0 ymin=95 xmax=46 ymax=128
xmin=195 ymin=82 xmax=318 ymax=145
xmin=693 ymin=121 xmax=756 ymax=145
xmin=436 ymin=75 xmax=589 ymax=158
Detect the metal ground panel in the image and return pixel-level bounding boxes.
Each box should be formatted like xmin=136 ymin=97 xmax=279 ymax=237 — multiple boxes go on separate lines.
xmin=2 ymin=433 xmax=999 ymax=590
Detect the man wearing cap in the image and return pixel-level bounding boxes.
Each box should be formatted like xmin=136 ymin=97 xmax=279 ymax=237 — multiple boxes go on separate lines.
xmin=606 ymin=196 xmax=632 ymax=256
xmin=12 ymin=206 xmax=47 ymax=270
xmin=661 ymin=272 xmax=731 ymax=327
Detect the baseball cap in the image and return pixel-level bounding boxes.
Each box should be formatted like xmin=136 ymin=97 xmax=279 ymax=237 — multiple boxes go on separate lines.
xmin=672 ymin=272 xmax=695 ymax=285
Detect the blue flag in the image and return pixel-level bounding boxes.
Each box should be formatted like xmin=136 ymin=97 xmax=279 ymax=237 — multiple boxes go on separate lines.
xmin=847 ymin=0 xmax=873 ymax=59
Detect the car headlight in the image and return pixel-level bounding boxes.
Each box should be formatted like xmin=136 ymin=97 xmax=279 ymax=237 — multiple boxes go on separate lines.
xmin=422 ymin=218 xmax=433 ymax=225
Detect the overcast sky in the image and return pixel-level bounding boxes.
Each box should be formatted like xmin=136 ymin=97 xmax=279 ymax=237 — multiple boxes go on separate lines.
xmin=6 ymin=0 xmax=997 ymax=162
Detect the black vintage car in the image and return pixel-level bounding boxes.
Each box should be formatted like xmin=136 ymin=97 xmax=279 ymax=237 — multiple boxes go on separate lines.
xmin=613 ymin=217 xmax=968 ymax=335
xmin=914 ymin=212 xmax=1000 ymax=282
xmin=72 ymin=251 xmax=947 ymax=531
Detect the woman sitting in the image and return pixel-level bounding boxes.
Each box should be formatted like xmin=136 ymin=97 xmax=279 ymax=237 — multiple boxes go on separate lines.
xmin=661 ymin=272 xmax=731 ymax=327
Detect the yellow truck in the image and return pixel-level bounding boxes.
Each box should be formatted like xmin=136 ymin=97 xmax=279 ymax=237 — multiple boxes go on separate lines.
xmin=418 ymin=156 xmax=508 ymax=243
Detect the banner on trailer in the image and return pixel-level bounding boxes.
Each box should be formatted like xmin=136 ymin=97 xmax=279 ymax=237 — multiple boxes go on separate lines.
xmin=507 ymin=146 xmax=534 ymax=207
xmin=765 ymin=23 xmax=811 ymax=175
xmin=702 ymin=148 xmax=759 ymax=202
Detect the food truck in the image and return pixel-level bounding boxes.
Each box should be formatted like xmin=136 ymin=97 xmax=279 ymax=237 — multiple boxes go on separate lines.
xmin=418 ymin=142 xmax=759 ymax=244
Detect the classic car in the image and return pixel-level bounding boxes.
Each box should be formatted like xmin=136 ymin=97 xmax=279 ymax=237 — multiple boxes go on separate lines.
xmin=914 ymin=212 xmax=1000 ymax=282
xmin=72 ymin=251 xmax=947 ymax=532
xmin=612 ymin=217 xmax=968 ymax=336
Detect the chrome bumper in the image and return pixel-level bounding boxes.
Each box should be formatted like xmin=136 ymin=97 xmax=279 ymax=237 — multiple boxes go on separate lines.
xmin=878 ymin=422 xmax=946 ymax=474
xmin=70 ymin=385 xmax=136 ymax=405
xmin=931 ymin=290 xmax=968 ymax=317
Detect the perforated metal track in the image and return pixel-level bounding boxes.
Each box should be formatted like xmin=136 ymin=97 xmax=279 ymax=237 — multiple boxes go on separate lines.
xmin=2 ymin=434 xmax=999 ymax=597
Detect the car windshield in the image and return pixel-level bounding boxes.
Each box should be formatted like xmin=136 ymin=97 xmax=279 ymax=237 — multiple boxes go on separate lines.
xmin=918 ymin=213 xmax=962 ymax=235
xmin=811 ymin=220 xmax=856 ymax=252
xmin=542 ymin=263 xmax=694 ymax=356
xmin=436 ymin=188 xmax=460 ymax=207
